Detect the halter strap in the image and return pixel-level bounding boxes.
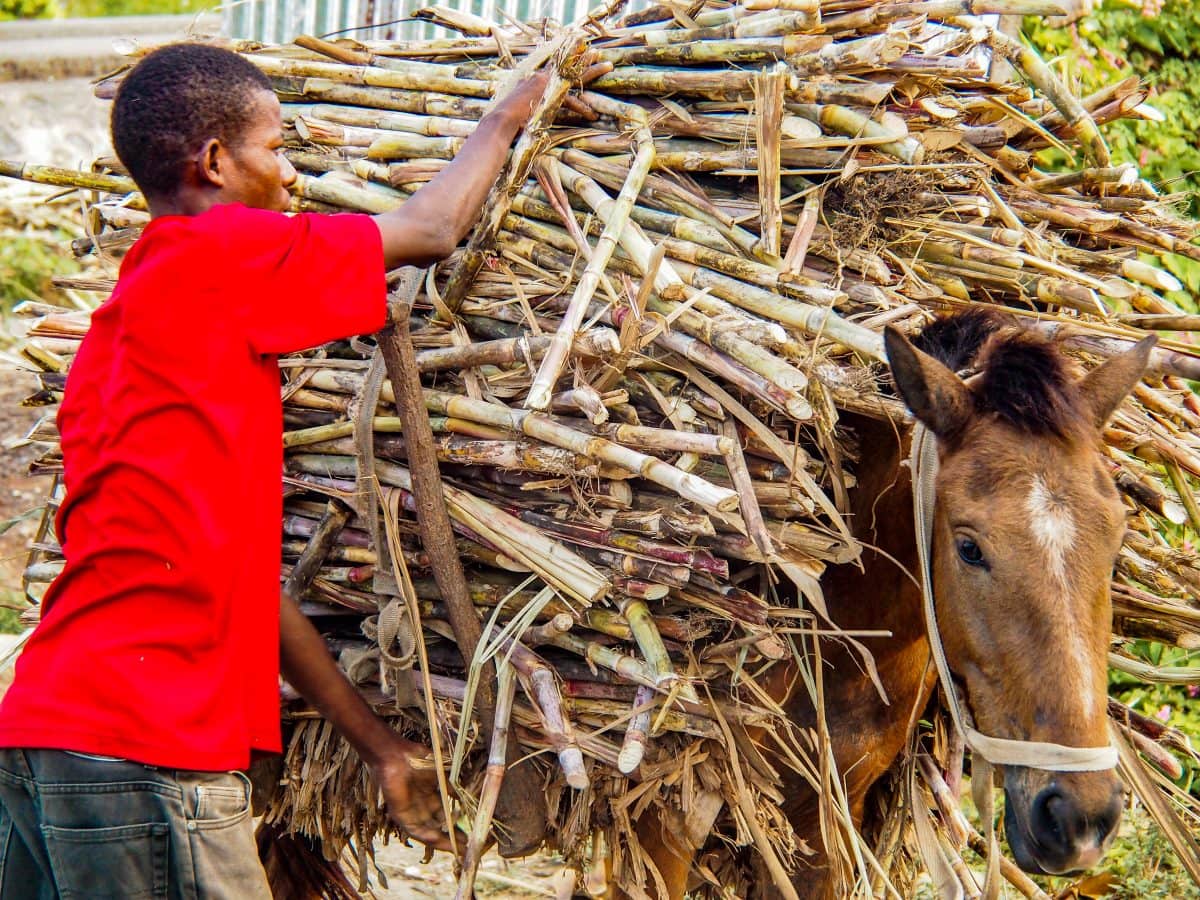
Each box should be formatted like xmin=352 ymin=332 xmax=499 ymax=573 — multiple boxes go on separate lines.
xmin=909 ymin=422 xmax=1116 ymax=900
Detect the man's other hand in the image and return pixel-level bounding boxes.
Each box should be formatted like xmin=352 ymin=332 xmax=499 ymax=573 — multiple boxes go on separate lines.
xmin=371 ymin=738 xmax=454 ymax=852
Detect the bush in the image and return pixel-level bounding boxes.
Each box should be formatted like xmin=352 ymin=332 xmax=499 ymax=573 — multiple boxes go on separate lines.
xmin=0 ymin=0 xmax=200 ymax=16
xmin=1025 ymin=1 xmax=1200 ymax=308
xmin=1110 ymin=641 xmax=1200 ymax=797
xmin=0 ymin=232 xmax=81 ymax=313
xmin=1026 ymin=1 xmax=1200 ymax=214
xmin=58 ymin=0 xmax=200 ymax=14
xmin=0 ymin=605 xmax=24 ymax=635
xmin=0 ymin=0 xmax=56 ymax=19
xmin=1102 ymin=806 xmax=1200 ymax=899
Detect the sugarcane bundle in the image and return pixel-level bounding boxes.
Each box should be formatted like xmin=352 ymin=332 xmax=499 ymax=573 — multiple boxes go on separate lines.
xmin=5 ymin=0 xmax=1200 ymax=896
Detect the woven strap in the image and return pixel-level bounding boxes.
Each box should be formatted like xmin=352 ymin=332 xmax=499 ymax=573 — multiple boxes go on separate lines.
xmin=964 ymin=728 xmax=1118 ymax=772
xmin=909 ymin=423 xmax=1117 ymax=898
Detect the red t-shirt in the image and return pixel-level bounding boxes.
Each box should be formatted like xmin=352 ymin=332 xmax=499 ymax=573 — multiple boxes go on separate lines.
xmin=0 ymin=204 xmax=387 ymax=771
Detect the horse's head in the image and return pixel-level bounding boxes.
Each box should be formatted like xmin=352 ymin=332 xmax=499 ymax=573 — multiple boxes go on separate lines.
xmin=885 ymin=314 xmax=1155 ymax=876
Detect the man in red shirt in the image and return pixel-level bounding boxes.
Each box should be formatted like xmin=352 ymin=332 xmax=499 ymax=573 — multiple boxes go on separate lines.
xmin=0 ymin=43 xmax=548 ymax=897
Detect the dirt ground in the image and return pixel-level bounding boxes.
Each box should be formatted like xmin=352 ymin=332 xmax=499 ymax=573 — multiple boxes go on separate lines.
xmin=371 ymin=843 xmax=571 ymax=898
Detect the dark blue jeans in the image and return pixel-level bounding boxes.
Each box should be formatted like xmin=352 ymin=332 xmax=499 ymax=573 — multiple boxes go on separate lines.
xmin=0 ymin=749 xmax=271 ymax=900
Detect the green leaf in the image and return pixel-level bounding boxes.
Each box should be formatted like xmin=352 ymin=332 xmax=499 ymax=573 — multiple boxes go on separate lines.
xmin=1162 ymin=253 xmax=1200 ymax=294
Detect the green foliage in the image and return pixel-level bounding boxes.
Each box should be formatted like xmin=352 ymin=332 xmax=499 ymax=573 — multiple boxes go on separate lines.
xmin=1110 ymin=641 xmax=1200 ymax=818
xmin=1101 ymin=807 xmax=1200 ymax=899
xmin=0 ymin=0 xmax=56 ymax=20
xmin=912 ymin=804 xmax=1200 ymax=899
xmin=1111 ymin=642 xmax=1200 ymax=739
xmin=1160 ymin=253 xmax=1200 ymax=290
xmin=0 ymin=604 xmax=24 ymax=635
xmin=1025 ymin=1 xmax=1200 ymax=217
xmin=0 ymin=232 xmax=81 ymax=313
xmin=0 ymin=0 xmax=199 ymax=16
xmin=57 ymin=0 xmax=200 ymax=15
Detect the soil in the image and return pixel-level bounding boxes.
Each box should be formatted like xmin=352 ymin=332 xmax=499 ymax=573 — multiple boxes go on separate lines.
xmin=371 ymin=843 xmax=571 ymax=899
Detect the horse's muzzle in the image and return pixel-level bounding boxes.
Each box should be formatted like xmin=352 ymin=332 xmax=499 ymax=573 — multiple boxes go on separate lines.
xmin=1003 ymin=770 xmax=1125 ymax=875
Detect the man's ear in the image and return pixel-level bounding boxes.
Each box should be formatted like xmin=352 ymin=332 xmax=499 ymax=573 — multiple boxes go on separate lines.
xmin=884 ymin=325 xmax=973 ymax=439
xmin=194 ymin=138 xmax=225 ymax=189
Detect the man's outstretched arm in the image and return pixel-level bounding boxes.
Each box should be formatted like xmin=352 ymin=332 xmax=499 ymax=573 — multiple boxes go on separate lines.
xmin=278 ymin=590 xmax=451 ymax=850
xmin=371 ymin=70 xmax=549 ymax=270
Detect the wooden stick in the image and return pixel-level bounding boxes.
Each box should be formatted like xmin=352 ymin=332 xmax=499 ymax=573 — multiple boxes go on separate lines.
xmin=282 ymin=499 xmax=352 ymax=599
xmin=755 ymin=65 xmax=786 ymax=259
xmin=455 ymin=663 xmax=517 ymax=900
xmin=377 ymin=271 xmax=547 ymax=856
xmin=439 ymin=36 xmax=581 ymax=312
xmin=528 ymin=118 xmax=655 ymax=410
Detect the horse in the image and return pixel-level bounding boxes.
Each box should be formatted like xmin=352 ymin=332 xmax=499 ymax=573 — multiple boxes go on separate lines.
xmin=627 ymin=309 xmax=1154 ymax=899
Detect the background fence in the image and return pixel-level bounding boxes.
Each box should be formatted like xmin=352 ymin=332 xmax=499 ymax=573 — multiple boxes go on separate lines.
xmin=222 ymin=0 xmax=605 ymax=43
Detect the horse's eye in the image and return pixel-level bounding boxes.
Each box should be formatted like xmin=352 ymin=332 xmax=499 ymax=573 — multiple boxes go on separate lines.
xmin=957 ymin=538 xmax=986 ymax=568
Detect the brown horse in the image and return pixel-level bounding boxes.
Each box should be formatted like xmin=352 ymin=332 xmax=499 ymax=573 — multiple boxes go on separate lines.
xmin=629 ymin=310 xmax=1154 ymax=898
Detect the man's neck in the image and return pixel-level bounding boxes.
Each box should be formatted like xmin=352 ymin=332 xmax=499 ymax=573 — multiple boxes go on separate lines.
xmin=147 ymin=189 xmax=225 ymax=219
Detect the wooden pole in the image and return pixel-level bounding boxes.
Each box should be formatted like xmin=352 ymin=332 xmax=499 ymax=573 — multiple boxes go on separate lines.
xmin=377 ymin=269 xmax=547 ymax=857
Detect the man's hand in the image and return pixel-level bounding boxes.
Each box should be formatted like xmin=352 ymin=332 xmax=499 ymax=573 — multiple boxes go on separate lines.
xmin=279 ymin=593 xmax=454 ymax=852
xmin=370 ymin=737 xmax=454 ymax=852
xmin=492 ymin=69 xmax=553 ymax=128
xmin=370 ymin=52 xmax=614 ymax=270
xmin=494 ymin=55 xmax=613 ymax=127
xmin=371 ymin=68 xmax=550 ymax=269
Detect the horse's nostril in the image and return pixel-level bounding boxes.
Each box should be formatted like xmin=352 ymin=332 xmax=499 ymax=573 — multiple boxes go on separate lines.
xmin=1029 ymin=783 xmax=1123 ymax=868
xmin=1093 ymin=786 xmax=1125 ymax=842
xmin=1031 ymin=787 xmax=1075 ymax=855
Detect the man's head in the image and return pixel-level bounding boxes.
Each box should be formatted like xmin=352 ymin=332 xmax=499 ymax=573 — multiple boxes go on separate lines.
xmin=112 ymin=43 xmax=296 ymax=214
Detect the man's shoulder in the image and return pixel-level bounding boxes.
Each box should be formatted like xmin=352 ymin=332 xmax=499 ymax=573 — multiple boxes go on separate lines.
xmin=133 ymin=206 xmax=375 ymax=285
xmin=129 ymin=205 xmax=290 ymax=273
xmin=195 ymin=202 xmax=292 ymax=238
xmin=194 ymin=204 xmax=370 ymax=250
xmin=173 ymin=204 xmax=370 ymax=238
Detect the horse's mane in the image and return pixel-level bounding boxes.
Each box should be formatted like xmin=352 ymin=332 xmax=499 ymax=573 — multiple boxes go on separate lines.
xmin=912 ymin=308 xmax=1088 ymax=439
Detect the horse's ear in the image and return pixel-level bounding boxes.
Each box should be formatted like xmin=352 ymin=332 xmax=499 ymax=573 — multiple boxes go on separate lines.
xmin=884 ymin=326 xmax=973 ymax=439
xmin=1077 ymin=335 xmax=1156 ymax=429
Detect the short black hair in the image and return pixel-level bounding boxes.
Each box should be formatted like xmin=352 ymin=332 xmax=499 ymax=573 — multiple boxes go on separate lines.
xmin=111 ymin=43 xmax=273 ymax=199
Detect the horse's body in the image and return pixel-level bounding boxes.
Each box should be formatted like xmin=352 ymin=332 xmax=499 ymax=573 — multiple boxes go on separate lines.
xmin=628 ymin=311 xmax=1152 ymax=899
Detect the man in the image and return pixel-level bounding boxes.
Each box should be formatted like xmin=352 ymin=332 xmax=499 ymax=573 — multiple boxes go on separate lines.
xmin=0 ymin=42 xmax=548 ymax=898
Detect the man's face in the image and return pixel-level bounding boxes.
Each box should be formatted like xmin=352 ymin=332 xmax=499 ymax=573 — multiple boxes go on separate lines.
xmin=220 ymin=89 xmax=296 ymax=212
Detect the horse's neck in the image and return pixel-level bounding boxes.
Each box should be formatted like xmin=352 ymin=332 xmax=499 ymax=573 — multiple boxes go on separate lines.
xmin=774 ymin=413 xmax=933 ymax=819
xmin=823 ymin=413 xmax=923 ymax=643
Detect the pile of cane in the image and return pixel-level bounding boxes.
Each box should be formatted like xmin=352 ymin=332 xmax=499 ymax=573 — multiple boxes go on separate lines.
xmin=5 ymin=0 xmax=1200 ymax=896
